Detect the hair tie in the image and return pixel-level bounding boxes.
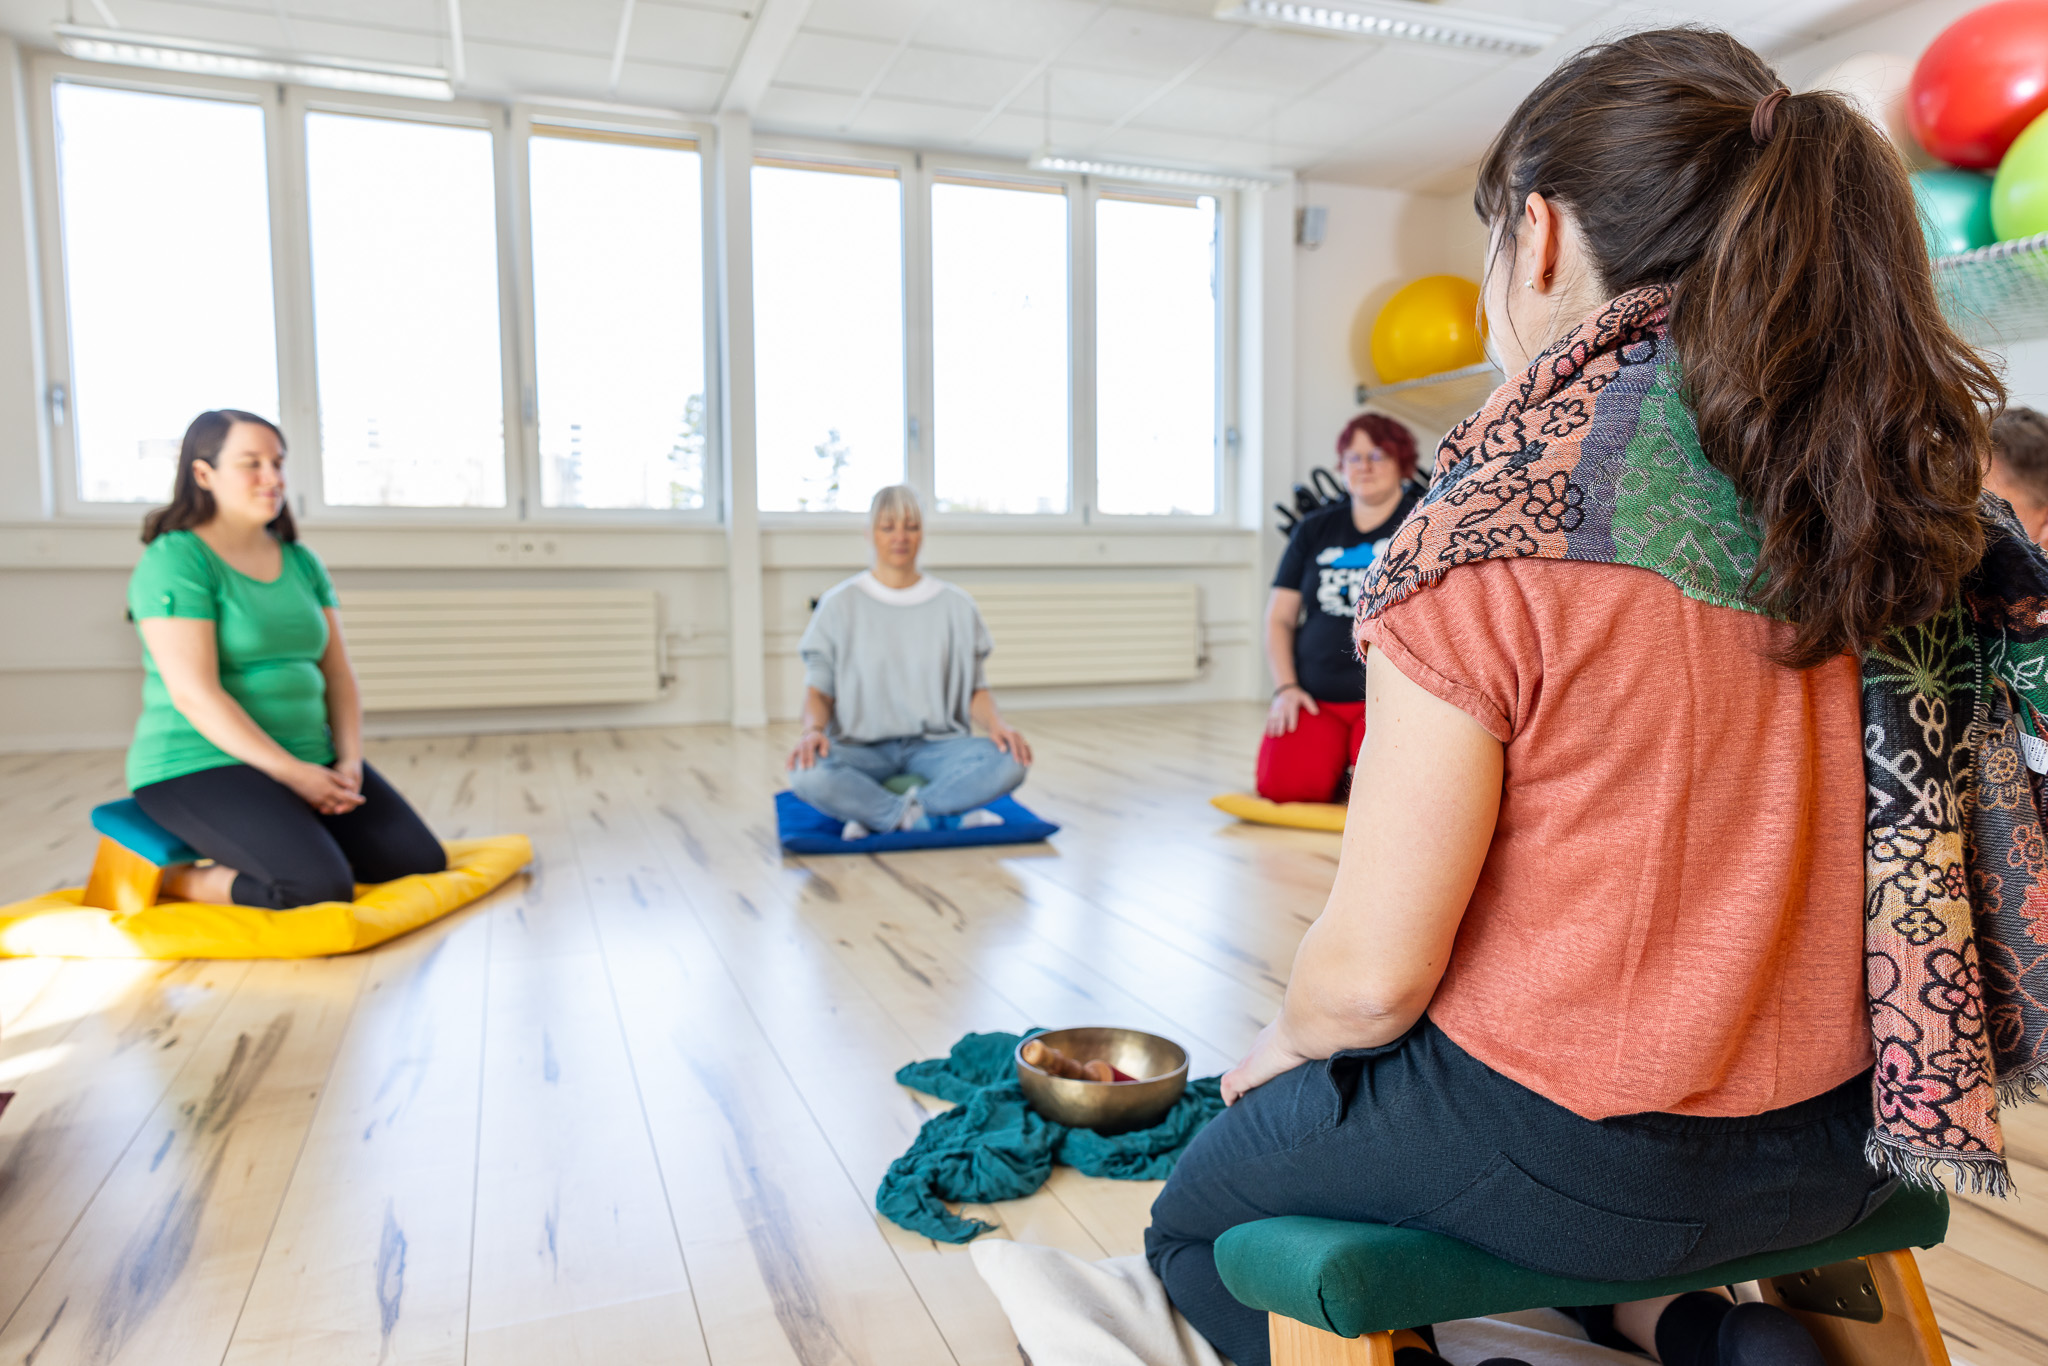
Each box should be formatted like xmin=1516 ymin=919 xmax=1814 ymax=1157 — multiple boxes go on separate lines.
xmin=1751 ymin=87 xmax=1791 ymax=146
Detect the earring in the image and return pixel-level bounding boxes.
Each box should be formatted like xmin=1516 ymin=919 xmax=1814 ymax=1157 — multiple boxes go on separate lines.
xmin=1524 ymin=277 xmax=1535 ymax=290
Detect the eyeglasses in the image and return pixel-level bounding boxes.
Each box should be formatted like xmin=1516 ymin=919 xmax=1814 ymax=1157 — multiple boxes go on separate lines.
xmin=1342 ymin=450 xmax=1398 ymax=467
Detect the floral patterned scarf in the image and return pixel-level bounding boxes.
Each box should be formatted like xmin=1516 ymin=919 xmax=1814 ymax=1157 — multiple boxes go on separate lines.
xmin=1355 ymin=284 xmax=2048 ymax=1195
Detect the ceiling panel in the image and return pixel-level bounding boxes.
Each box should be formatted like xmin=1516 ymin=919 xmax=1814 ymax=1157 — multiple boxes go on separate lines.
xmin=1044 ymin=67 xmax=1161 ymax=124
xmin=284 ymin=15 xmax=447 ymax=68
xmin=74 ymin=0 xmax=288 ymax=48
xmin=967 ymin=109 xmax=1122 ymax=157
xmin=609 ymin=63 xmax=726 ymax=106
xmin=846 ymin=93 xmax=989 ymax=144
xmin=1061 ymin=4 xmax=1237 ymax=81
xmin=911 ymin=0 xmax=1101 ymax=60
xmin=460 ymin=0 xmax=619 ymax=54
xmin=777 ymin=31 xmax=902 ymax=95
xmin=1133 ymin=82 xmax=1281 ymax=139
xmin=1191 ymin=25 xmax=1377 ymax=92
xmin=627 ymin=4 xmax=752 ymax=71
xmin=877 ymin=45 xmax=1038 ymax=108
xmin=1300 ymin=44 xmax=1507 ymax=112
xmin=800 ymin=0 xmax=933 ymax=45
xmin=755 ymin=83 xmax=868 ymax=131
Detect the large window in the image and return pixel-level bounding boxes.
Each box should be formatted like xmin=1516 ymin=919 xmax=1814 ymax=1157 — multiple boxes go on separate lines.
xmin=751 ymin=160 xmax=906 ymax=513
xmin=52 ymin=82 xmax=277 ymax=504
xmin=931 ymin=178 xmax=1070 ymax=515
xmin=1095 ymin=191 xmax=1220 ymax=517
xmin=38 ymin=56 xmax=1232 ymax=525
xmin=530 ymin=129 xmax=706 ymax=510
xmin=306 ymin=112 xmax=506 ymax=508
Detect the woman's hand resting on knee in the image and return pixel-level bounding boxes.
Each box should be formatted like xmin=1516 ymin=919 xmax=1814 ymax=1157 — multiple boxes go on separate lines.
xmin=1222 ymin=1016 xmax=1312 ymax=1105
xmin=788 ymin=729 xmax=829 ymax=770
xmin=1266 ymin=683 xmax=1317 ymax=737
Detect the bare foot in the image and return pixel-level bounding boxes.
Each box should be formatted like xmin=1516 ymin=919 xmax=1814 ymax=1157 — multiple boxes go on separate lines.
xmin=160 ymin=862 xmax=238 ymax=905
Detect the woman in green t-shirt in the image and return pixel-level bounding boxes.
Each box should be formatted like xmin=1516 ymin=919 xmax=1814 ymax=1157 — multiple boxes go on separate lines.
xmin=125 ymin=410 xmax=444 ymax=909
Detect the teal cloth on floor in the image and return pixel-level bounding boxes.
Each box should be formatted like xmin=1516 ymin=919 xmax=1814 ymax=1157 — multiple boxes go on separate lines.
xmin=878 ymin=1029 xmax=1225 ymax=1243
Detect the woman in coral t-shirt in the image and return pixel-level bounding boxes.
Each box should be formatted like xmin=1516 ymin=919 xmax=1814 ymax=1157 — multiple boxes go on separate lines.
xmin=1147 ymin=27 xmax=2007 ymax=1366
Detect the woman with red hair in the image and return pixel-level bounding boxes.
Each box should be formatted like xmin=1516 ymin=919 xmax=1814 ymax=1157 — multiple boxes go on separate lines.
xmin=1259 ymin=412 xmax=1419 ymax=803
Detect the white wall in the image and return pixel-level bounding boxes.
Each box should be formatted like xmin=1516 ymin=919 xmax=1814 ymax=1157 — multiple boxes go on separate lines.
xmin=1290 ymin=183 xmax=1486 ymax=487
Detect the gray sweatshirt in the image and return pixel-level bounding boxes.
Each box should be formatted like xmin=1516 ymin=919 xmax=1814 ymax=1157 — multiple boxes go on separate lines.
xmin=799 ymin=572 xmax=993 ymax=744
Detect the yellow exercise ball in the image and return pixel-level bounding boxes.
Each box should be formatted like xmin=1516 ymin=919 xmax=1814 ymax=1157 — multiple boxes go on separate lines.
xmin=1367 ymin=275 xmax=1484 ymax=384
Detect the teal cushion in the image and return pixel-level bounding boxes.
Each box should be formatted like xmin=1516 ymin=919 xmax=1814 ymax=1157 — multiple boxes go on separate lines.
xmin=1215 ymin=1183 xmax=1948 ymax=1338
xmin=91 ymin=799 xmax=199 ymax=867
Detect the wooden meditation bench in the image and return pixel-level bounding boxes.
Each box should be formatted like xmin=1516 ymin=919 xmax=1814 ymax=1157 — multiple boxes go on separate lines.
xmin=1214 ymin=1182 xmax=1952 ymax=1366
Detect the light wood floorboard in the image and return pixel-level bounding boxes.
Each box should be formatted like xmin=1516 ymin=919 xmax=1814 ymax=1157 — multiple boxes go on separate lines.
xmin=0 ymin=704 xmax=2038 ymax=1364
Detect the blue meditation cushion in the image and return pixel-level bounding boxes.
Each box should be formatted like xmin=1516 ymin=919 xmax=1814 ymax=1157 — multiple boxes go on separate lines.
xmin=91 ymin=799 xmax=200 ymax=867
xmin=775 ymin=791 xmax=1058 ymax=855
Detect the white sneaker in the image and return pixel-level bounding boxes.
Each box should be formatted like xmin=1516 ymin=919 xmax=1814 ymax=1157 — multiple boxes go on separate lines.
xmin=957 ymin=808 xmax=1004 ymax=829
xmin=841 ymin=819 xmax=871 ymax=841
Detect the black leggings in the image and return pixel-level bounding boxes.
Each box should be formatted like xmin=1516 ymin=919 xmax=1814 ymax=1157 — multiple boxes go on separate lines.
xmin=133 ymin=761 xmax=445 ymax=909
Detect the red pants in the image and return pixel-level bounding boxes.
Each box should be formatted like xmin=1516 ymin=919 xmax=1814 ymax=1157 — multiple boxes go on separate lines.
xmin=1255 ymin=699 xmax=1366 ymax=804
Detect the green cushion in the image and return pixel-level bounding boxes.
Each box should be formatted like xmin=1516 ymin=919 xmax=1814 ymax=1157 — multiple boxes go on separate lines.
xmin=883 ymin=774 xmax=927 ymax=795
xmin=1214 ymin=1184 xmax=1948 ymax=1338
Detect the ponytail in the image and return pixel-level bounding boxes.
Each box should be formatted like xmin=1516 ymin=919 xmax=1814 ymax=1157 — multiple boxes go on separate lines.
xmin=1475 ymin=26 xmax=2001 ymax=668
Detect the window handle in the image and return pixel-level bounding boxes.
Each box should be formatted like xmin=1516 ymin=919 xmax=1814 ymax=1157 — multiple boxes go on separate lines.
xmin=908 ymin=415 xmax=921 ymax=448
xmin=46 ymin=384 xmax=66 ymax=427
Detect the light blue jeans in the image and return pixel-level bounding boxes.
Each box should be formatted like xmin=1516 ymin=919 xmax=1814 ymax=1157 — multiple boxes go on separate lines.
xmin=787 ymin=734 xmax=1027 ymax=831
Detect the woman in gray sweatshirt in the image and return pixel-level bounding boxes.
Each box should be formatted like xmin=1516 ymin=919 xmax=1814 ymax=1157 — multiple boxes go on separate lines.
xmin=786 ymin=485 xmax=1032 ymax=839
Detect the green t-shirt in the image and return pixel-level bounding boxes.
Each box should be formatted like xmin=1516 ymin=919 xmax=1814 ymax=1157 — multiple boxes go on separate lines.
xmin=125 ymin=530 xmax=339 ymax=790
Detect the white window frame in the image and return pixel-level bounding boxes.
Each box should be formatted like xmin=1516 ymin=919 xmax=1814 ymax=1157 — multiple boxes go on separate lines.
xmin=30 ymin=53 xmax=724 ymax=526
xmin=284 ymin=85 xmax=516 ymax=523
xmin=511 ymin=106 xmax=722 ymax=525
xmin=1085 ymin=180 xmax=1236 ymax=528
xmin=755 ymin=137 xmax=1239 ymax=529
xmin=29 ymin=54 xmax=1233 ymax=528
xmin=748 ymin=137 xmax=918 ymax=530
xmin=29 ymin=55 xmax=288 ymax=521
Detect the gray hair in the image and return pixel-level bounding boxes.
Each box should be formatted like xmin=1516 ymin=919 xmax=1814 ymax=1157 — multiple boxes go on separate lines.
xmin=870 ymin=483 xmax=922 ymax=526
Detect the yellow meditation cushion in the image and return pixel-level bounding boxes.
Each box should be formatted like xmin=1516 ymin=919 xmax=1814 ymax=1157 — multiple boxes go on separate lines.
xmin=1209 ymin=793 xmax=1346 ymax=832
xmin=0 ymin=835 xmax=530 ymax=959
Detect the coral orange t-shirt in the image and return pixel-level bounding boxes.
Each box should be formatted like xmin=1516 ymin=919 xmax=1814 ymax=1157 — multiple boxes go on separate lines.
xmin=1357 ymin=558 xmax=1873 ymax=1120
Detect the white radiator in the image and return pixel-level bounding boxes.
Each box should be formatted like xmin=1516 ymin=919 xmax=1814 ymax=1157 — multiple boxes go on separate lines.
xmin=338 ymin=589 xmax=660 ymax=711
xmin=969 ymin=583 xmax=1201 ymax=688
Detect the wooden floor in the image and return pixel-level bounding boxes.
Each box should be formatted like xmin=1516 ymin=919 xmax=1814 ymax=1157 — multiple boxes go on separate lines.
xmin=0 ymin=703 xmax=2039 ymax=1366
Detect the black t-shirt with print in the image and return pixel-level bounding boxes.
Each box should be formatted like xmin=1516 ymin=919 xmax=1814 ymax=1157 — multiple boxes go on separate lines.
xmin=1272 ymin=488 xmax=1422 ymax=702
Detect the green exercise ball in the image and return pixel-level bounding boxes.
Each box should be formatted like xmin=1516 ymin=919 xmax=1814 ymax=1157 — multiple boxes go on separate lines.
xmin=1913 ymin=169 xmax=1995 ymax=256
xmin=1993 ymin=107 xmax=2048 ymax=241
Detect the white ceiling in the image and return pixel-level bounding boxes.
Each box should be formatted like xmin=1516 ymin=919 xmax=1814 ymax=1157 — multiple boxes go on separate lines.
xmin=0 ymin=0 xmax=1923 ymax=190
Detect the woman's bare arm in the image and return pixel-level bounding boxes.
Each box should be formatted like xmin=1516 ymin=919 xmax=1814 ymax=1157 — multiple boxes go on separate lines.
xmin=1223 ymin=648 xmax=1503 ymax=1101
xmin=138 ymin=616 xmax=361 ymax=812
xmin=317 ymin=608 xmax=364 ymax=783
xmin=1264 ymin=588 xmax=1318 ymax=734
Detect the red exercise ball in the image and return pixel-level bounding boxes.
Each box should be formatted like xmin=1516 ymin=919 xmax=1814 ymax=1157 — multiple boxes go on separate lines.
xmin=1909 ymin=0 xmax=2048 ymax=168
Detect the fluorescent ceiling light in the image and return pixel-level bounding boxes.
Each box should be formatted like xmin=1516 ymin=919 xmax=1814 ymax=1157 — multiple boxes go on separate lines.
xmin=1215 ymin=0 xmax=1561 ymax=56
xmin=1029 ymin=148 xmax=1285 ymax=192
xmin=54 ymin=25 xmax=455 ymax=100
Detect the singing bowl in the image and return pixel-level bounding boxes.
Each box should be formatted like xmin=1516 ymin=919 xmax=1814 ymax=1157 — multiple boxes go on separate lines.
xmin=1015 ymin=1026 xmax=1189 ymax=1135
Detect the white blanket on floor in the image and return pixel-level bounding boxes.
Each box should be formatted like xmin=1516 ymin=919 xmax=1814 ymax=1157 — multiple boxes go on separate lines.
xmin=968 ymin=1238 xmax=1645 ymax=1366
